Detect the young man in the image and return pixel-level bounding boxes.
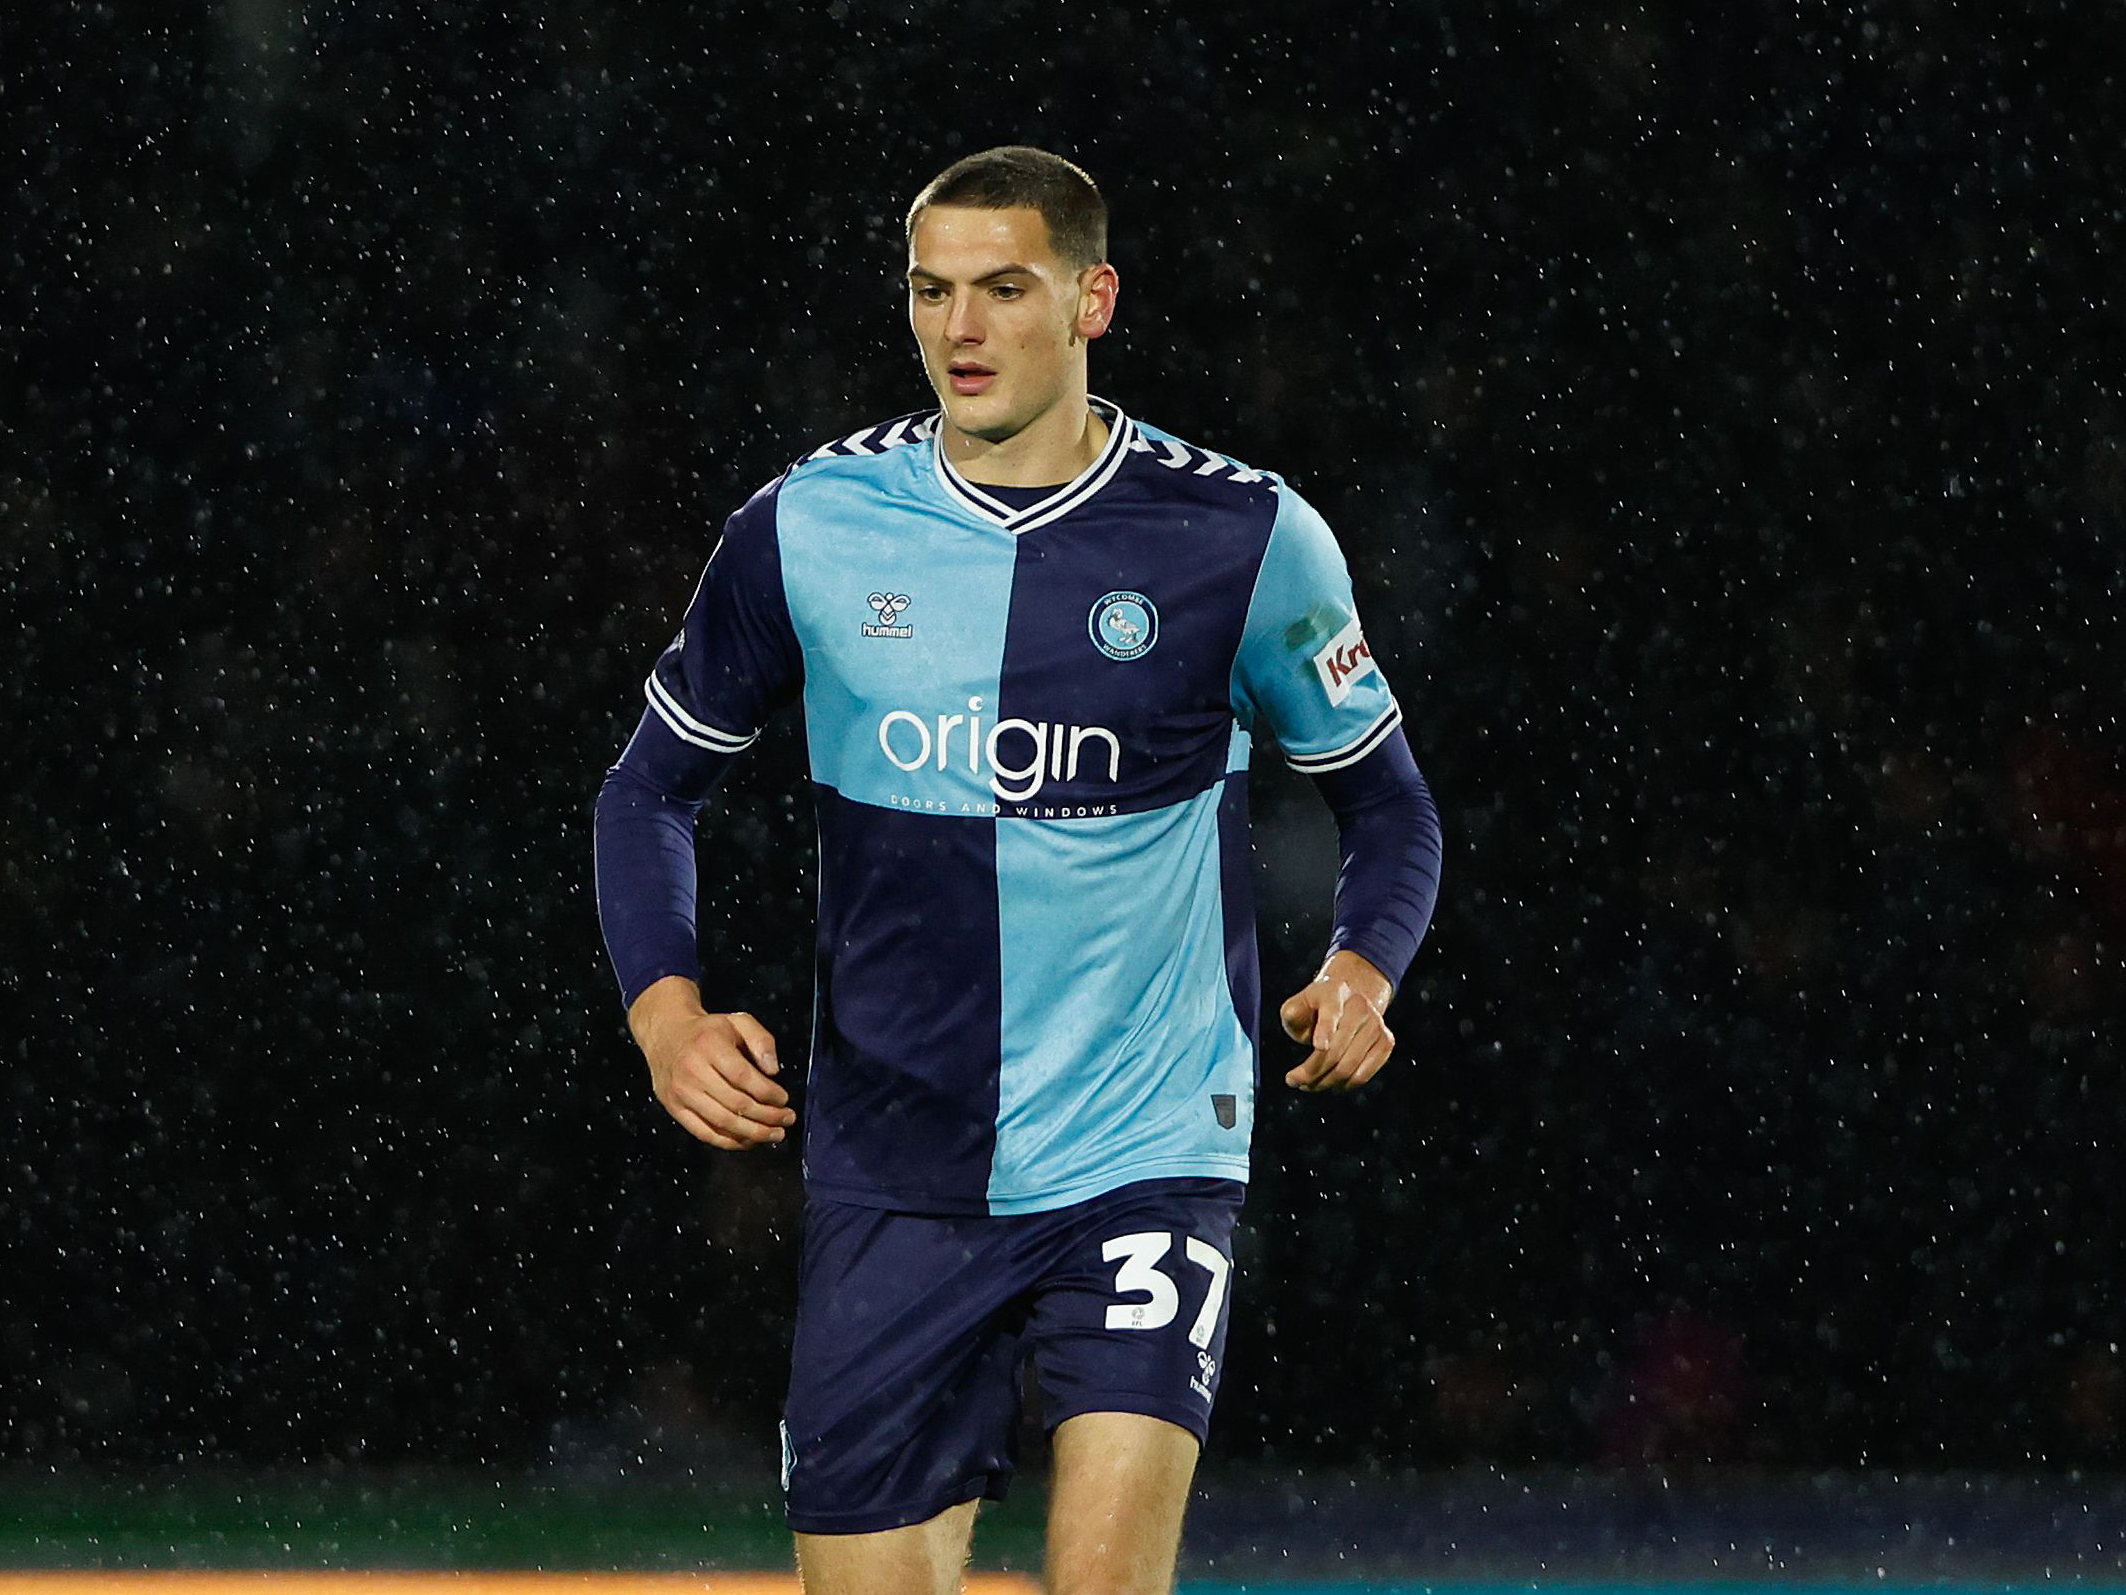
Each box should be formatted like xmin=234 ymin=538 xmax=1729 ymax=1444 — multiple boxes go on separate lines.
xmin=595 ymin=146 xmax=1442 ymax=1595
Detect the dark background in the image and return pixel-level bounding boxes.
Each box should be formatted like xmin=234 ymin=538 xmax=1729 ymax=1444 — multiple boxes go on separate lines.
xmin=6 ymin=0 xmax=2121 ymax=1479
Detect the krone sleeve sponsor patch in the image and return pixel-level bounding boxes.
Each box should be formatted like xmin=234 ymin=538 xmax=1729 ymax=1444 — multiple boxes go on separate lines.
xmin=1312 ymin=616 xmax=1379 ymax=705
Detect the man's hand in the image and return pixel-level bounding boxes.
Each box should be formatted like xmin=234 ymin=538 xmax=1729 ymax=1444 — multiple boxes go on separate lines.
xmin=627 ymin=975 xmax=795 ymax=1150
xmin=1278 ymin=950 xmax=1395 ymax=1093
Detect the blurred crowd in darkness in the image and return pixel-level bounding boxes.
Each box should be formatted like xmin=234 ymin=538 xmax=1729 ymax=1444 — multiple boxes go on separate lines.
xmin=6 ymin=1 xmax=2120 ymax=1475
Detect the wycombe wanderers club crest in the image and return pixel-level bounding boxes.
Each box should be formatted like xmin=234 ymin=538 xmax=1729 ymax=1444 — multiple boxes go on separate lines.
xmin=1088 ymin=591 xmax=1158 ymax=661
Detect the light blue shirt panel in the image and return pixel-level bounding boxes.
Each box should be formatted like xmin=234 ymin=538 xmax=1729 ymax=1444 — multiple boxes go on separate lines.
xmin=1232 ymin=484 xmax=1401 ymax=761
xmin=775 ymin=454 xmax=1020 ymax=810
xmin=990 ymin=786 xmax=1255 ymax=1213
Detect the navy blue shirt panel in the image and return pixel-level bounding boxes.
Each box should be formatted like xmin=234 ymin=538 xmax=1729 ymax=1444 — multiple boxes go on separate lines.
xmin=805 ymin=787 xmax=1004 ymax=1212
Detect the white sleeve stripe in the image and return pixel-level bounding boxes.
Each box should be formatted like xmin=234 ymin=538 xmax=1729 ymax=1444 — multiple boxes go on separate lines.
xmin=643 ymin=674 xmax=757 ymax=752
xmin=646 ymin=690 xmax=757 ymax=753
xmin=1285 ymin=701 xmax=1403 ymax=774
xmin=645 ymin=671 xmax=750 ymax=742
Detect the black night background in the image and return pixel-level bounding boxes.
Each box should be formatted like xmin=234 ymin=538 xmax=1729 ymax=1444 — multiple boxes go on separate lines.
xmin=5 ymin=0 xmax=2122 ymax=1553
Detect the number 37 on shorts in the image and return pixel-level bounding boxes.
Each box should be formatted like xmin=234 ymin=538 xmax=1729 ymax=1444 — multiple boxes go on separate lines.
xmin=1101 ymin=1228 xmax=1233 ymax=1404
xmin=1033 ymin=1177 xmax=1242 ymax=1425
xmin=1103 ymin=1230 xmax=1232 ymax=1342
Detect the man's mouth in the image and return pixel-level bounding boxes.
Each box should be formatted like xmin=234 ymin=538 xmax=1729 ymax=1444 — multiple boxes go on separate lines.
xmin=948 ymin=360 xmax=996 ymax=396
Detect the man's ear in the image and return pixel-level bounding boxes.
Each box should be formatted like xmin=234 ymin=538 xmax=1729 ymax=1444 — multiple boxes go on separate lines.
xmin=1077 ymin=262 xmax=1120 ymax=340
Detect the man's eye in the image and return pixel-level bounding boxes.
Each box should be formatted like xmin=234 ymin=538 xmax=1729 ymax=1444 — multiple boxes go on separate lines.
xmin=991 ymin=285 xmax=1023 ymax=300
xmin=915 ymin=286 xmax=946 ymax=303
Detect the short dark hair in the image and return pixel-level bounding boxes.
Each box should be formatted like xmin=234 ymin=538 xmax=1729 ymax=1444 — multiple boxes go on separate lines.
xmin=905 ymin=145 xmax=1108 ymax=272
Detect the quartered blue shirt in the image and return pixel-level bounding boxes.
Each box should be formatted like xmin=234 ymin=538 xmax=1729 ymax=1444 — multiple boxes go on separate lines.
xmin=598 ymin=398 xmax=1422 ymax=1216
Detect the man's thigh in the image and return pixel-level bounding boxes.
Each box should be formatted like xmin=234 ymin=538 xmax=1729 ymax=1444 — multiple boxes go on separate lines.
xmin=783 ymin=1196 xmax=1029 ymax=1534
xmin=795 ymin=1497 xmax=981 ymax=1595
xmin=1025 ymin=1177 xmax=1243 ymax=1440
xmin=1045 ymin=1411 xmax=1202 ymax=1595
xmin=1025 ymin=1179 xmax=1241 ymax=1593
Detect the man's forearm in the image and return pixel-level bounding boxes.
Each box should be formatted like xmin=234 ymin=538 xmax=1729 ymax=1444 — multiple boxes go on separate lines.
xmin=594 ymin=760 xmax=711 ymax=1009
xmin=1310 ymin=728 xmax=1443 ymax=991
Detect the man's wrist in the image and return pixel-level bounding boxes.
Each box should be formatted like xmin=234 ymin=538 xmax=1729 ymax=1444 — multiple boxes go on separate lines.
xmin=627 ymin=973 xmax=708 ymax=1055
xmin=1317 ymin=948 xmax=1393 ymax=1009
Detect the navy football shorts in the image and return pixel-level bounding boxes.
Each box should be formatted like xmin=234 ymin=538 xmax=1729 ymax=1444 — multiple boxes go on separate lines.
xmin=780 ymin=1175 xmax=1243 ymax=1535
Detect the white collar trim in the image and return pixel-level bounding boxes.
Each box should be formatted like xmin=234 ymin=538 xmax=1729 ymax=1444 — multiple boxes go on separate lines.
xmin=932 ymin=396 xmax=1134 ymax=534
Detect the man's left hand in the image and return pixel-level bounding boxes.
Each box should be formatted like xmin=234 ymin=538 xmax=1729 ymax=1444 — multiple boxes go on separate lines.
xmin=1278 ymin=950 xmax=1395 ymax=1092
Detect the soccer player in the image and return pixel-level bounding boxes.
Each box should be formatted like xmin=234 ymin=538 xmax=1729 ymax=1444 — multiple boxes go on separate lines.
xmin=594 ymin=146 xmax=1442 ymax=1595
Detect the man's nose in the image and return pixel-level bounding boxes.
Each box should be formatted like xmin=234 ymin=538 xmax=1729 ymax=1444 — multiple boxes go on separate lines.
xmin=944 ymin=290 xmax=983 ymax=344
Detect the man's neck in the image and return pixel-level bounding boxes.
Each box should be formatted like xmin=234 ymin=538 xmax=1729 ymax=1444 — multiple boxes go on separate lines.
xmin=942 ymin=392 xmax=1110 ymax=487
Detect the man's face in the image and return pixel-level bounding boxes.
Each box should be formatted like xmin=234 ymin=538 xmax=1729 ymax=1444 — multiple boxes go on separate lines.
xmin=906 ymin=205 xmax=1113 ymax=444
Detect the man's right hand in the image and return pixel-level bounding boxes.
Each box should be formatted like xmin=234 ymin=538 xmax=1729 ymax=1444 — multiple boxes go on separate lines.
xmin=627 ymin=975 xmax=795 ymax=1151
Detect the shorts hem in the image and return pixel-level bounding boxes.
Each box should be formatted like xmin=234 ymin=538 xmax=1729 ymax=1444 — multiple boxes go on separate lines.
xmin=1044 ymin=1393 xmax=1214 ymax=1446
xmin=785 ymin=1473 xmax=1009 ymax=1536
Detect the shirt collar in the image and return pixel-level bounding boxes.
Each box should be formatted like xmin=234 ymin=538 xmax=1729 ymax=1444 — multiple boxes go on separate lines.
xmin=932 ymin=395 xmax=1134 ymax=534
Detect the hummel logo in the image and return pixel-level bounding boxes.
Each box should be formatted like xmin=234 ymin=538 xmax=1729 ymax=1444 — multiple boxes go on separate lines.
xmin=1190 ymin=1348 xmax=1218 ymax=1402
xmin=862 ymin=592 xmax=913 ymax=639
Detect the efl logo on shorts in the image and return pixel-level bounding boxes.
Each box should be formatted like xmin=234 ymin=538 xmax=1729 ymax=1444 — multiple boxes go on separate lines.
xmin=1312 ymin=617 xmax=1378 ymax=706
